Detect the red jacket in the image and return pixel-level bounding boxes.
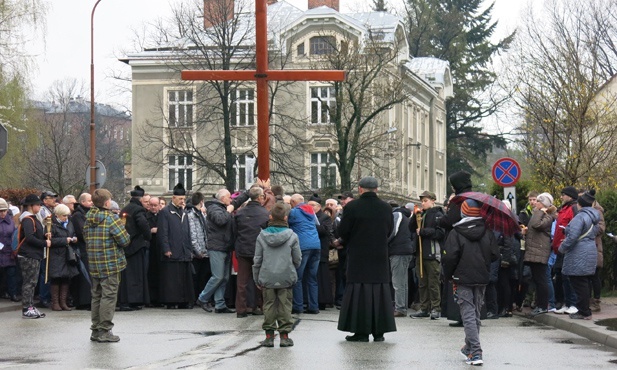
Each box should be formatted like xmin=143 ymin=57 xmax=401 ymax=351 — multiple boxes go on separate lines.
xmin=552 ymin=201 xmax=577 ymax=253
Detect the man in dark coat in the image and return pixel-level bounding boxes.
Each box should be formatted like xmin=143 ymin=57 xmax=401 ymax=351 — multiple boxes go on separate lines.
xmin=118 ymin=186 xmax=152 ymax=310
xmin=157 ymin=183 xmax=194 ymax=309
xmin=70 ymin=192 xmax=93 ymax=309
xmin=234 ymin=186 xmax=269 ymax=317
xmin=388 ymin=202 xmax=414 ymax=317
xmin=337 ymin=176 xmax=396 ymax=342
xmin=197 ymin=188 xmax=236 ymax=314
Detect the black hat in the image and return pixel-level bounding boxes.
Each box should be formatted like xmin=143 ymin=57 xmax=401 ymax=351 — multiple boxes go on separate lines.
xmin=24 ymin=194 xmax=43 ymax=206
xmin=338 ymin=191 xmax=354 ymax=200
xmin=388 ymin=200 xmax=399 ymax=208
xmin=309 ymin=193 xmax=321 ymax=203
xmin=449 ymin=171 xmax=472 ymax=194
xmin=578 ymin=189 xmax=596 ymax=207
xmin=130 ymin=185 xmax=145 ymax=197
xmin=40 ymin=191 xmax=57 ymax=201
xmin=561 ymin=186 xmax=578 ymax=200
xmin=358 ymin=176 xmax=378 ymax=189
xmin=173 ymin=183 xmax=186 ymax=196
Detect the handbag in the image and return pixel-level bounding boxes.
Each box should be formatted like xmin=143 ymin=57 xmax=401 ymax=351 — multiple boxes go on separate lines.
xmin=66 ymin=246 xmax=78 ymax=265
xmin=328 ymin=248 xmax=339 ymax=267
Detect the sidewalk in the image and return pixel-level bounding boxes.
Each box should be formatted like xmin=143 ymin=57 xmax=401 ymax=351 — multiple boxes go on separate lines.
xmin=515 ymin=296 xmax=617 ymax=349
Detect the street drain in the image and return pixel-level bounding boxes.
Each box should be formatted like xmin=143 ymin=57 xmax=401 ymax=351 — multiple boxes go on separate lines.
xmin=596 ymin=318 xmax=617 ymax=331
xmin=559 ymin=339 xmax=573 ymax=344
xmin=519 ymin=321 xmax=541 ymax=327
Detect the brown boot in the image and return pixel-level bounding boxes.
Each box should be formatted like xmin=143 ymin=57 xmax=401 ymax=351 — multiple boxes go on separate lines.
xmin=50 ymin=282 xmax=62 ymax=311
xmin=59 ymin=282 xmax=73 ymax=311
xmin=591 ymin=298 xmax=601 ymax=312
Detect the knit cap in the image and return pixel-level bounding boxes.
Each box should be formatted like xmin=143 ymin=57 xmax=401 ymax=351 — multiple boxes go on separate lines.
xmin=536 ymin=193 xmax=553 ymax=208
xmin=578 ymin=189 xmax=596 ymax=208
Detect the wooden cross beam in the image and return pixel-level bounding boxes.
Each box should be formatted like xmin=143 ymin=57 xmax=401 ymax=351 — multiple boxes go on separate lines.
xmin=182 ymin=0 xmax=346 ymax=181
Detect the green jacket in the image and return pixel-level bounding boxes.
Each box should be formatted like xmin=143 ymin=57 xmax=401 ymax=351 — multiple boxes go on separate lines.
xmin=84 ymin=206 xmax=130 ymax=278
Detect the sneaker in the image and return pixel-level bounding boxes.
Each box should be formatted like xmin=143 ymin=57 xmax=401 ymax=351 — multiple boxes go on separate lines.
xmin=530 ymin=307 xmax=547 ymax=316
xmin=32 ymin=306 xmax=46 ymax=318
xmin=430 ymin=309 xmax=440 ymax=320
xmin=96 ymin=330 xmax=120 ymax=343
xmin=548 ymin=307 xmax=558 ymax=313
xmin=565 ymin=306 xmax=579 ymax=315
xmin=394 ymin=311 xmax=406 ymax=317
xmin=569 ymin=313 xmax=592 ymax=320
xmin=485 ymin=312 xmax=499 ymax=320
xmin=22 ymin=306 xmax=41 ymax=319
xmin=466 ymin=354 xmax=484 ymax=366
xmin=461 ymin=346 xmax=471 ymax=359
xmin=280 ymin=333 xmax=294 ymax=347
xmin=410 ymin=310 xmax=429 ymax=318
xmin=554 ymin=306 xmax=568 ymax=314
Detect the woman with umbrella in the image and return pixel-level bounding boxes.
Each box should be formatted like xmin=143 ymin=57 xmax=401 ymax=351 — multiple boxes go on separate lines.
xmin=521 ymin=192 xmax=556 ymax=316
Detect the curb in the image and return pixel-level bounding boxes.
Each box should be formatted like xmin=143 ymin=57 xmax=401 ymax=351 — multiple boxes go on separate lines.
xmin=0 ymin=304 xmax=21 ymax=314
xmin=517 ymin=311 xmax=617 ymax=350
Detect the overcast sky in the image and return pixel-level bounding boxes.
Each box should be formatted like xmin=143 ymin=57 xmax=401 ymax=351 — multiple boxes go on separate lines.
xmin=27 ymin=0 xmax=526 ymax=109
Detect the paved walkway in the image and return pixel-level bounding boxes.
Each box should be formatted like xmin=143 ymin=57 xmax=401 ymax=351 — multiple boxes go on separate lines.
xmin=515 ymin=296 xmax=617 ymax=349
xmin=2 ymin=296 xmax=617 ymax=350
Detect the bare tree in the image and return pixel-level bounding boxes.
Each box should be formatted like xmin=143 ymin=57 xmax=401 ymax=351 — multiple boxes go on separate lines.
xmin=504 ymin=0 xmax=617 ymax=193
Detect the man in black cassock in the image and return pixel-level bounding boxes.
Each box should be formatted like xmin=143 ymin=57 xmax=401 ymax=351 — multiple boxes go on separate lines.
xmin=337 ymin=176 xmax=396 ymax=342
xmin=157 ymin=183 xmax=194 ymax=308
xmin=118 ymin=186 xmax=151 ymax=310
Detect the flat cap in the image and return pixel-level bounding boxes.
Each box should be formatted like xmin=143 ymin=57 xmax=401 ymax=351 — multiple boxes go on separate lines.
xmin=419 ymin=190 xmax=436 ymax=200
xmin=358 ymin=176 xmax=378 ymax=189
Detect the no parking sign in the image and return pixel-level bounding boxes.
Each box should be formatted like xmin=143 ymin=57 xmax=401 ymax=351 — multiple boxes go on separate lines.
xmin=492 ymin=157 xmax=521 ymax=187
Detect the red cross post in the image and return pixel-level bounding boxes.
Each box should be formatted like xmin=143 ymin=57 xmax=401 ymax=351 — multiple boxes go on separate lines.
xmin=182 ymin=0 xmax=346 ymax=180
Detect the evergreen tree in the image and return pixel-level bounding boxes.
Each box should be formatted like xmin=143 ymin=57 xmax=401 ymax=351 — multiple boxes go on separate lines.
xmin=372 ymin=0 xmax=387 ymax=12
xmin=405 ymin=0 xmax=514 ymax=175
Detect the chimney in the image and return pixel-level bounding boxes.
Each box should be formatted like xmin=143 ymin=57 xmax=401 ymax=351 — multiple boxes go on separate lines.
xmin=267 ymin=0 xmax=278 ymax=4
xmin=203 ymin=0 xmax=234 ymax=29
xmin=308 ymin=0 xmax=339 ymax=11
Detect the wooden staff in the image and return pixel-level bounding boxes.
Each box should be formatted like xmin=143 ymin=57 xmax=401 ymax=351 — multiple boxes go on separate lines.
xmin=415 ymin=206 xmax=423 ymax=278
xmin=45 ymin=216 xmax=52 ymax=284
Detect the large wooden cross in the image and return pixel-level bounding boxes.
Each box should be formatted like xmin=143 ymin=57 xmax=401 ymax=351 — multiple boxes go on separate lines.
xmin=182 ymin=0 xmax=346 ymax=180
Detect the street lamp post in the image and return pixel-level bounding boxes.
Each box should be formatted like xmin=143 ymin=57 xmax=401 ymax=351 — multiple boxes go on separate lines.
xmin=89 ymin=0 xmax=103 ymax=194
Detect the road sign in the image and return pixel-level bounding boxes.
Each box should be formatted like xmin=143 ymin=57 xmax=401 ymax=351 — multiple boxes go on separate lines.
xmin=504 ymin=186 xmax=517 ymax=214
xmin=0 ymin=124 xmax=7 ymax=160
xmin=85 ymin=160 xmax=107 ymax=188
xmin=492 ymin=157 xmax=521 ymax=187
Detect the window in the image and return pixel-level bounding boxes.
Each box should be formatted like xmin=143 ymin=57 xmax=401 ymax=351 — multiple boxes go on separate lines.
xmin=310 ymin=36 xmax=336 ymax=55
xmin=230 ymin=88 xmax=255 ymax=126
xmin=311 ymin=86 xmax=336 ymax=124
xmin=168 ymin=90 xmax=193 ymax=127
xmin=297 ymin=43 xmax=305 ymax=56
xmin=234 ymin=154 xmax=256 ymax=191
xmin=168 ymin=155 xmax=193 ymax=191
xmin=310 ymin=153 xmax=336 ymax=189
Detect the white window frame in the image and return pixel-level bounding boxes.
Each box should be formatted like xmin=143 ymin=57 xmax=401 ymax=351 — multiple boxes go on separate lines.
xmin=232 ymin=88 xmax=255 ymax=126
xmin=310 ymin=86 xmax=336 ymax=125
xmin=168 ymin=90 xmax=194 ymax=127
xmin=310 ymin=152 xmax=337 ymax=189
xmin=168 ymin=155 xmax=193 ymax=191
xmin=234 ymin=154 xmax=256 ymax=191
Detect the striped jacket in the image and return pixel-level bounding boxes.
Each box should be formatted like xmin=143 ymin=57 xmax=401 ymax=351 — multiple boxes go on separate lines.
xmin=84 ymin=206 xmax=130 ymax=278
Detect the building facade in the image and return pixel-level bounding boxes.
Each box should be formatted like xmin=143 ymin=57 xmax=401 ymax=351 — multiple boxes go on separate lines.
xmin=122 ymin=0 xmax=452 ymax=202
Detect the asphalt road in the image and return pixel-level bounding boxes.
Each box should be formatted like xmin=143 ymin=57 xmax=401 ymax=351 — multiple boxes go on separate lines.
xmin=1 ymin=306 xmax=616 ymax=369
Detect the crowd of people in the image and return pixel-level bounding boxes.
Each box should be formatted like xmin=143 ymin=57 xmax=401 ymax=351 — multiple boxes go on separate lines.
xmin=0 ymin=172 xmax=607 ymax=365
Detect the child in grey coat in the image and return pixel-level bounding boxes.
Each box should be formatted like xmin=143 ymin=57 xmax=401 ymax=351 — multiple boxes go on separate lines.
xmin=253 ymin=203 xmax=302 ymax=347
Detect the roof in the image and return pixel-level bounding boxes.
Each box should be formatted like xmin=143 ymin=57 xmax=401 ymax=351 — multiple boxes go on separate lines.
xmin=30 ymin=99 xmax=129 ymax=118
xmin=406 ymin=57 xmax=453 ymax=98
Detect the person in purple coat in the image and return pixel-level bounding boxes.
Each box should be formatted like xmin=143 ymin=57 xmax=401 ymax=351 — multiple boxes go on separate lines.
xmin=0 ymin=198 xmax=18 ymax=302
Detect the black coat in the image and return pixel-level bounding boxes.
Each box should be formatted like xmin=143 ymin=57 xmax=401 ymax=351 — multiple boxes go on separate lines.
xmin=205 ymin=200 xmax=235 ymax=253
xmin=316 ymin=210 xmax=334 ymax=262
xmin=409 ymin=206 xmax=445 ymax=260
xmin=233 ymin=201 xmax=269 ymax=258
xmin=338 ymin=192 xmax=393 ymax=283
xmin=121 ymin=198 xmax=152 ymax=257
xmin=442 ymin=217 xmax=499 ymax=285
xmin=49 ymin=217 xmax=79 ymax=279
xmin=17 ymin=214 xmax=47 ymax=260
xmin=157 ymin=204 xmax=192 ymax=262
xmin=388 ymin=207 xmax=414 ymax=256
